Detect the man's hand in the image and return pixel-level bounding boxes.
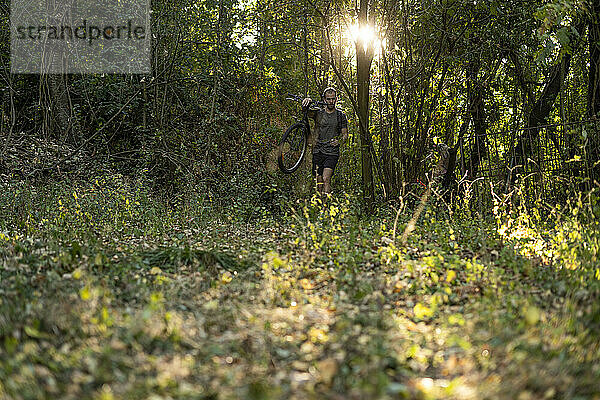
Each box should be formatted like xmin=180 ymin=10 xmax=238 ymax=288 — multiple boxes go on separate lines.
xmin=302 ymin=98 xmax=312 ymax=107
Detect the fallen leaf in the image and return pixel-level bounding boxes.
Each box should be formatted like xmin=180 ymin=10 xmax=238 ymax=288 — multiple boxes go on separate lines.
xmin=317 ymin=358 xmax=337 ymax=385
xmin=300 ymin=278 xmax=313 ymax=290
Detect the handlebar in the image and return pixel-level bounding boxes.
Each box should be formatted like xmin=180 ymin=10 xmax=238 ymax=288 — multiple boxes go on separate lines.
xmin=286 ymin=93 xmax=303 ymax=101
xmin=286 ymin=93 xmax=326 ymax=108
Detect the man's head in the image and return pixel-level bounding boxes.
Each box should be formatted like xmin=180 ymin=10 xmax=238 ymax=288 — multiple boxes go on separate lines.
xmin=322 ymin=87 xmax=337 ymax=111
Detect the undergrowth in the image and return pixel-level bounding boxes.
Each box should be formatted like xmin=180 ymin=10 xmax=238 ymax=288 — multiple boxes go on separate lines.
xmin=1 ymin=174 xmax=599 ymax=399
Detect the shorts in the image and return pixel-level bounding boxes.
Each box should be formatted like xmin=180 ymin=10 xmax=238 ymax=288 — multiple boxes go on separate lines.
xmin=312 ymin=152 xmax=339 ymax=176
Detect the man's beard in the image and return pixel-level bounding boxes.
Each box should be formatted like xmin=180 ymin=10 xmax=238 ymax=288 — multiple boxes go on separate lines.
xmin=327 ymin=103 xmax=335 ymax=110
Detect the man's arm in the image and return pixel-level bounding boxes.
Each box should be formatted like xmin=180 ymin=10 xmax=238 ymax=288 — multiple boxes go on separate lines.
xmin=301 ymin=98 xmax=317 ymax=147
xmin=331 ymin=112 xmax=348 ymax=146
xmin=331 ymin=128 xmax=348 ymax=146
xmin=340 ymin=127 xmax=349 ymax=144
xmin=302 ymin=98 xmax=317 ymax=119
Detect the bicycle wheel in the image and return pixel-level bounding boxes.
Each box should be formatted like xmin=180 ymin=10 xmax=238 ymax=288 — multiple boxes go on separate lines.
xmin=278 ymin=122 xmax=308 ymax=174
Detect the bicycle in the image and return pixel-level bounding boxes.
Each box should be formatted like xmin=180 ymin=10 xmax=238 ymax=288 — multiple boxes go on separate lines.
xmin=277 ymin=94 xmax=325 ymax=174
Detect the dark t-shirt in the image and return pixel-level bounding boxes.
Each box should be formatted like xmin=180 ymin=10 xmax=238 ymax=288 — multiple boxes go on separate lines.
xmin=311 ymin=108 xmax=348 ymax=156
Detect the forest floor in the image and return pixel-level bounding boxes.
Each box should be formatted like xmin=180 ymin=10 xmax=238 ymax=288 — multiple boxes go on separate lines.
xmin=1 ymin=177 xmax=600 ymax=400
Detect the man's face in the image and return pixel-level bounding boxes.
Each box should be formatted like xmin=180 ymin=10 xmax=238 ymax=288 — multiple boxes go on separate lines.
xmin=324 ymin=93 xmax=336 ymax=110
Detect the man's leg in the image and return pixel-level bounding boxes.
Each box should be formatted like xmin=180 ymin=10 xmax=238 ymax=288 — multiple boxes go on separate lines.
xmin=313 ymin=153 xmax=325 ymax=195
xmin=322 ymin=168 xmax=334 ymax=194
xmin=316 ymin=174 xmax=324 ymax=195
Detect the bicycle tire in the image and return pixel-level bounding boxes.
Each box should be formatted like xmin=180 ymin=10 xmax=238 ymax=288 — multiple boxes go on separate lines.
xmin=277 ymin=122 xmax=308 ymax=174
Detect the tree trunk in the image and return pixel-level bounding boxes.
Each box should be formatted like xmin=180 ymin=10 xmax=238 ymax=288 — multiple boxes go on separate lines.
xmin=320 ymin=25 xmax=330 ymax=90
xmin=382 ymin=49 xmax=402 ymax=197
xmin=40 ymin=74 xmax=80 ymax=145
xmin=209 ymin=0 xmax=225 ymax=123
xmin=465 ymin=59 xmax=487 ymax=178
xmin=589 ymin=0 xmax=600 ymax=117
xmin=588 ymin=1 xmax=600 ymax=180
xmin=508 ymin=53 xmax=572 ymax=185
xmin=379 ymin=91 xmax=392 ymax=199
xmin=1 ymin=72 xmax=15 ymax=158
xmin=357 ymin=0 xmax=375 ymax=211
xmin=258 ymin=2 xmax=267 ymax=83
xmin=302 ymin=10 xmax=309 ymax=95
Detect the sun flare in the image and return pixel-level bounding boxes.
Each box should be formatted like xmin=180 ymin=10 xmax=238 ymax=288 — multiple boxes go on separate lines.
xmin=346 ymin=23 xmax=383 ymax=52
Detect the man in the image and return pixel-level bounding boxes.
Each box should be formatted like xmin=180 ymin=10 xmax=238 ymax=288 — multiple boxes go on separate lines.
xmin=302 ymin=87 xmax=349 ymax=195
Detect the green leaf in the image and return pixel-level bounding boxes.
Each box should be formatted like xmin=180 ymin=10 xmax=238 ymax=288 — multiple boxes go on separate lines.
xmin=414 ymin=302 xmax=433 ymax=319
